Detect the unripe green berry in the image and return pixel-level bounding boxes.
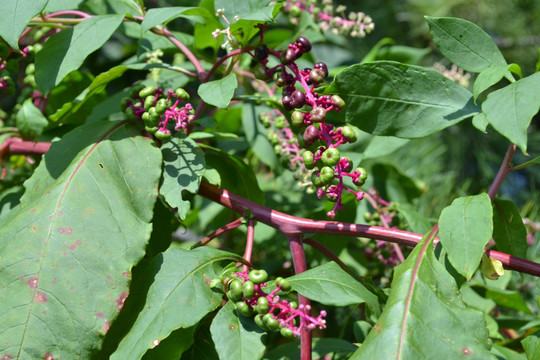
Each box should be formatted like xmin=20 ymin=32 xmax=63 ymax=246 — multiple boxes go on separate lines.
xmin=125 ymin=107 xmax=136 ymax=121
xmin=331 ymin=94 xmax=346 ymax=108
xmin=155 ymin=98 xmax=168 ymax=115
xmin=254 ymin=314 xmax=268 ymax=330
xmin=277 ymin=277 xmax=292 ymax=292
xmin=263 ymin=313 xmax=279 ymax=331
xmin=145 ymin=125 xmax=158 ymax=134
xmin=289 ymin=5 xmax=301 ymax=17
xmin=175 ymin=88 xmax=190 ymax=101
xmin=130 ymin=84 xmax=145 ymax=98
xmin=321 ymin=147 xmax=340 ymax=167
xmin=249 ymin=269 xmax=268 ymax=284
xmin=148 ymin=107 xmax=161 ymax=122
xmin=341 ymin=126 xmax=357 ymax=143
xmin=154 ymin=129 xmax=172 ymax=141
xmin=320 ymin=166 xmax=335 ymax=185
xmin=302 ymin=150 xmax=315 ymax=169
xmin=242 ymin=280 xmax=255 ymax=299
xmin=256 ymin=296 xmax=269 ymax=314
xmin=291 ymin=111 xmax=304 ymax=128
xmin=235 ymin=301 xmax=252 ymax=317
xmin=280 ymin=327 xmax=295 ymax=338
xmin=144 ymin=95 xmax=155 ymax=111
xmin=274 ymin=116 xmax=286 ymax=129
xmin=139 ymin=85 xmax=156 ymax=99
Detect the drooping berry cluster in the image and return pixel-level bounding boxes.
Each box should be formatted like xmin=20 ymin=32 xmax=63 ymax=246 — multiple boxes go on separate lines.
xmin=121 ymin=85 xmax=194 ymax=142
xmin=211 ymin=268 xmax=326 ymax=338
xmin=253 ymin=36 xmax=367 ymax=218
xmin=283 ymin=0 xmax=374 ymax=38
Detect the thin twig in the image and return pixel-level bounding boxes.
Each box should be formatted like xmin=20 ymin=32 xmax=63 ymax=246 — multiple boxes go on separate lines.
xmin=190 ymin=217 xmax=243 ymax=249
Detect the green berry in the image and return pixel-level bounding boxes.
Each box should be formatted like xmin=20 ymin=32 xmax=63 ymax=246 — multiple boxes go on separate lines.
xmin=341 ymin=126 xmax=357 ymax=143
xmin=175 ymin=88 xmax=190 ymax=101
xmin=256 ymin=296 xmax=269 ymax=314
xmin=148 ymin=107 xmax=160 ymax=122
xmin=274 ymin=116 xmax=286 ymax=129
xmin=263 ymin=313 xmax=279 ymax=331
xmin=289 ymin=301 xmax=298 ymax=309
xmin=139 ymin=85 xmax=156 ymax=99
xmin=235 ymin=301 xmax=252 ymax=317
xmin=331 ymin=94 xmax=346 ymax=108
xmin=144 ymin=95 xmax=155 ymax=111
xmin=280 ymin=327 xmax=295 ymax=338
xmin=249 ymin=269 xmax=268 ymax=284
xmin=321 ymin=147 xmax=340 ymax=167
xmin=254 ymin=314 xmax=268 ymax=330
xmin=145 ymin=125 xmax=158 ymax=134
xmin=320 ymin=166 xmax=335 ymax=185
xmin=291 ymin=111 xmax=304 ymax=128
xmin=277 ymin=278 xmax=292 ymax=292
xmin=242 ymin=280 xmax=255 ymax=299
xmin=302 ymin=151 xmax=315 ymax=169
xmin=130 ymin=84 xmax=146 ymax=98
xmin=125 ymin=107 xmax=136 ymax=121
xmin=289 ymin=5 xmax=301 ymax=17
xmin=154 ymin=129 xmax=172 ymax=141
xmin=229 ymin=279 xmax=243 ymax=297
xmin=156 ymin=98 xmax=168 ymax=115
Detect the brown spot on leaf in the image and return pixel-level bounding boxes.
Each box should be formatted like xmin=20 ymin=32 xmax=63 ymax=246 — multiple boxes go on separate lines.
xmin=229 ymin=325 xmax=236 ymax=330
xmin=97 ymin=312 xmax=104 ymax=319
xmin=117 ymin=292 xmax=129 ymax=311
xmin=35 ymin=291 xmax=47 ymax=303
xmin=122 ymin=272 xmax=131 ymax=279
xmin=30 ymin=209 xmax=36 ymax=213
xmin=58 ymin=227 xmax=73 ymax=235
xmin=31 ymin=226 xmax=37 ymax=231
xmin=69 ymin=240 xmax=82 ymax=251
xmin=43 ymin=353 xmax=54 ymax=360
xmin=2 ymin=354 xmax=14 ymax=360
xmin=98 ymin=163 xmax=104 ymax=168
xmin=103 ymin=319 xmax=110 ymax=333
xmin=462 ymin=348 xmax=471 ymax=355
xmin=28 ymin=277 xmax=38 ymax=289
xmin=373 ymin=323 xmax=383 ymax=334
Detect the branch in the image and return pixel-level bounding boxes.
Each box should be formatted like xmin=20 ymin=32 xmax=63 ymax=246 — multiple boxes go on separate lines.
xmin=488 ymin=143 xmax=516 ymax=200
xmin=5 ymin=140 xmax=540 ymax=277
xmin=286 ymin=234 xmax=312 ymax=360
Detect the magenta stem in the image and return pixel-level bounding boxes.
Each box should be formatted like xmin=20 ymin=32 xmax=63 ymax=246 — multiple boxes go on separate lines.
xmin=243 ymin=219 xmax=255 ymax=272
xmin=286 ymin=234 xmax=312 ymax=360
xmin=191 ymin=217 xmax=243 ymax=248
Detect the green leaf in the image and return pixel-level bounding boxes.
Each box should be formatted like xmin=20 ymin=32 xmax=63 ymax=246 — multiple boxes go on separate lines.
xmin=198 ymin=74 xmax=238 ymax=109
xmin=35 ymin=14 xmax=124 ymax=93
xmin=332 ymin=61 xmax=479 ymax=138
xmin=287 ymin=262 xmax=380 ymax=316
xmin=396 ymin=203 xmax=433 ymax=234
xmin=160 ymin=135 xmax=206 ymax=220
xmin=15 ymin=98 xmax=49 ymax=140
xmin=111 ymin=247 xmax=243 ymax=360
xmin=522 ymin=334 xmax=540 ymax=360
xmin=425 ymin=16 xmax=507 ymax=73
xmin=491 ymin=344 xmax=527 ymax=360
xmin=141 ymin=7 xmax=201 ymax=33
xmin=214 ymin=0 xmax=280 ymax=22
xmin=483 ymin=71 xmax=540 ymax=153
xmin=438 ymin=193 xmax=493 ymax=280
xmin=263 ymin=338 xmax=356 ymax=360
xmin=361 ymin=136 xmax=410 ymax=161
xmin=210 ymin=301 xmax=266 ymax=360
xmin=141 ymin=326 xmax=196 ymax=360
xmin=202 ymin=144 xmax=265 ymax=204
xmin=473 ymin=65 xmax=518 ymax=101
xmin=194 ymin=0 xmax=223 ymax=52
xmin=492 ymin=199 xmax=528 ymax=258
xmin=351 ymin=231 xmax=492 ymax=359
xmin=241 ymin=103 xmax=277 ymax=168
xmin=477 ymin=286 xmax=532 ymax=314
xmin=472 ymin=112 xmax=489 ymax=133
xmin=0 ymin=0 xmax=48 ymax=51
xmin=0 ymin=121 xmax=162 ymax=359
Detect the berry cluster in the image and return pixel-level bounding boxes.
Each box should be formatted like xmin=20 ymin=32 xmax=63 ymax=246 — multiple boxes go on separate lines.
xmin=211 ymin=268 xmax=326 ymax=338
xmin=121 ymin=85 xmax=194 ymax=142
xmin=253 ymin=36 xmax=367 ymax=218
xmin=283 ymin=0 xmax=374 ymax=38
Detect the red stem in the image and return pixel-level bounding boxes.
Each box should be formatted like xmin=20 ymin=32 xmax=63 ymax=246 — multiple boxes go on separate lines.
xmin=4 ymin=140 xmax=540 ymax=277
xmin=286 ymin=234 xmax=312 ymax=360
xmin=191 ymin=217 xmax=243 ymax=248
xmin=243 ymin=219 xmax=255 ymax=272
xmin=488 ymin=144 xmax=516 ymax=200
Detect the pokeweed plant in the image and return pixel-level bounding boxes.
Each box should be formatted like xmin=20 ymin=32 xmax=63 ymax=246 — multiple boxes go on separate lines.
xmin=0 ymin=1 xmax=539 ymax=359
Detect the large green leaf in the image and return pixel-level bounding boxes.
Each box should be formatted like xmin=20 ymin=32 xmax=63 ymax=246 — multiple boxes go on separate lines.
xmin=241 ymin=103 xmax=277 ymax=168
xmin=332 ymin=61 xmax=478 ymax=138
xmin=35 ymin=14 xmax=124 ymax=93
xmin=0 ymin=0 xmax=48 ymax=51
xmin=0 ymin=121 xmax=162 ymax=359
xmin=473 ymin=64 xmax=522 ymax=101
xmin=198 ymin=74 xmax=238 ymax=109
xmin=141 ymin=7 xmax=199 ymax=33
xmin=492 ymin=199 xmax=528 ymax=258
xmin=287 ymin=262 xmax=380 ymax=316
xmin=425 ymin=16 xmax=507 ymax=73
xmin=202 ymin=144 xmax=265 ymax=204
xmin=210 ymin=301 xmax=266 ymax=360
xmin=522 ymin=334 xmax=540 ymax=360
xmin=351 ymin=231 xmax=492 ymax=359
xmin=214 ymin=0 xmax=280 ymax=22
xmin=438 ymin=193 xmax=493 ymax=280
xmin=160 ymin=135 xmax=206 ymax=220
xmin=16 ymin=98 xmax=49 ymax=140
xmin=110 ymin=247 xmax=243 ymax=360
xmin=482 ymin=71 xmax=540 ymax=153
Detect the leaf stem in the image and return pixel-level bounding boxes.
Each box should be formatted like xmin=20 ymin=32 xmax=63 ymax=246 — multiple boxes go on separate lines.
xmin=190 ymin=217 xmax=244 ymax=249
xmin=488 ymin=143 xmax=516 ymax=200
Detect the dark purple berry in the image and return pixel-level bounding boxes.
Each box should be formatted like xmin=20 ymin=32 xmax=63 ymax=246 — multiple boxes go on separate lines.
xmin=254 ymin=44 xmax=269 ymax=61
xmin=303 ymin=125 xmax=320 ymax=145
xmin=296 ymin=36 xmax=312 ymax=53
xmin=290 ymin=90 xmax=306 ymax=108
xmin=280 ymin=48 xmax=296 ymax=65
xmin=314 ymin=62 xmax=328 ymax=77
xmin=282 ymin=95 xmax=293 ymax=111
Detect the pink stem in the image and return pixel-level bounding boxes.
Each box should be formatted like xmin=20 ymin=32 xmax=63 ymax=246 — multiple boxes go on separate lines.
xmin=287 ymin=234 xmax=312 ymax=360
xmin=242 ymin=218 xmax=255 ymax=272
xmin=488 ymin=143 xmax=516 ymax=200
xmin=191 ymin=217 xmax=243 ymax=248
